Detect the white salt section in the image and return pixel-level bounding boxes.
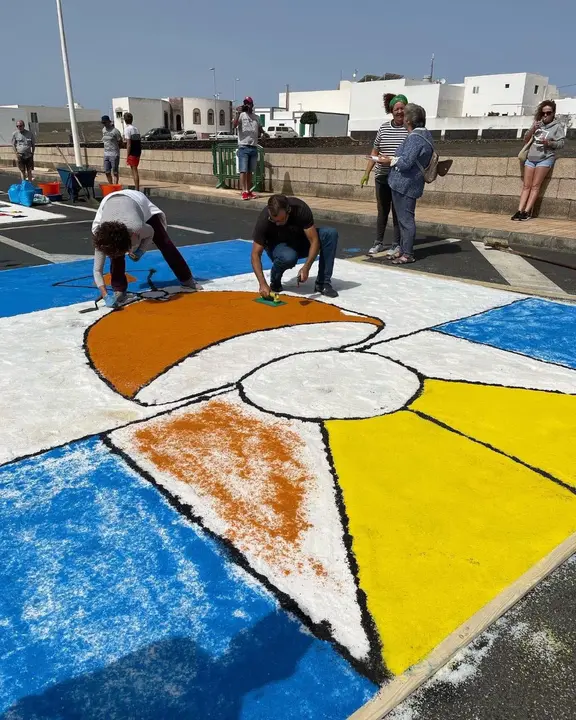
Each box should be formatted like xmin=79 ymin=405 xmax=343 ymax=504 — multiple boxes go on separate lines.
xmin=371 ymin=331 xmax=576 ymax=393
xmin=240 ymin=351 xmax=421 ymax=420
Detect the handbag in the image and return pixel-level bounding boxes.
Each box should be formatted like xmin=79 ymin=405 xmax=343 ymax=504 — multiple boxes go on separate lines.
xmin=413 ymin=130 xmax=440 ymax=183
xmin=518 ymin=137 xmax=533 ymax=162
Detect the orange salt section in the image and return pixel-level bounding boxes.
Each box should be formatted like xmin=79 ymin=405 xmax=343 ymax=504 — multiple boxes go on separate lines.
xmin=133 ymin=398 xmax=326 ymax=576
xmin=86 ymin=290 xmax=382 ymax=398
xmin=103 ymin=272 xmax=137 ymax=285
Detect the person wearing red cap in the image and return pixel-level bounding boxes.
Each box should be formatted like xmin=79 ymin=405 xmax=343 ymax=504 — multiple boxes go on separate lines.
xmin=233 ymin=96 xmax=263 ymax=200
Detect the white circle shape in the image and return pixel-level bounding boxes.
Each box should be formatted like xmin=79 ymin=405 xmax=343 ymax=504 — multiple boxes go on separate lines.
xmin=240 ymin=350 xmax=421 ymax=420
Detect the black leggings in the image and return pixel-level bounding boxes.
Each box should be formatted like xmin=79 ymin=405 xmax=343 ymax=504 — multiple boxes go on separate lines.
xmin=375 ymin=174 xmax=400 ymax=245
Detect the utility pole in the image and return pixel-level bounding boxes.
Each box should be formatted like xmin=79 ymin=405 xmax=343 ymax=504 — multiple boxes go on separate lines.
xmin=430 ymin=53 xmax=435 ymax=83
xmin=209 ymin=67 xmax=218 ymax=132
xmin=55 ymin=0 xmax=82 ymax=167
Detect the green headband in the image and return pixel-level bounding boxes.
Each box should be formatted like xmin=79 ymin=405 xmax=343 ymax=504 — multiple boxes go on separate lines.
xmin=389 ymin=95 xmax=408 ymax=109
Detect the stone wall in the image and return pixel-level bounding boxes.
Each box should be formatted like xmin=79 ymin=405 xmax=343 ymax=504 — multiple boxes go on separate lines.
xmin=1 ymin=145 xmax=575 ymax=220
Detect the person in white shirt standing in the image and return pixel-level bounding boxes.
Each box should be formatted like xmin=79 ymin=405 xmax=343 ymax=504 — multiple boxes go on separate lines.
xmin=12 ymin=120 xmax=36 ymax=182
xmin=123 ymin=112 xmax=142 ymax=191
xmin=101 ymin=115 xmax=122 ymax=185
xmin=92 ymin=190 xmax=197 ymax=307
xmin=233 ymin=96 xmax=263 ymax=200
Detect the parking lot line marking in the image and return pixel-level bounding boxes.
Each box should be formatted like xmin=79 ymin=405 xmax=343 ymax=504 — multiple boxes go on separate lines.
xmin=168 ymin=224 xmax=214 ymax=235
xmin=3 ymin=220 xmax=91 ymax=231
xmin=472 ymin=241 xmax=566 ymax=295
xmin=52 ymin=202 xmax=97 ymax=214
xmin=0 ymin=234 xmax=56 ymax=262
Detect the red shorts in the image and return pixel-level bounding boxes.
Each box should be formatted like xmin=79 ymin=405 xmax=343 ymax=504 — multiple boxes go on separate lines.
xmin=127 ymin=155 xmax=140 ymax=168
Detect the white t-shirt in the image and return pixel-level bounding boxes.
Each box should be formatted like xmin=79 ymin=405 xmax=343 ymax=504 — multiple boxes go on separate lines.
xmin=92 ymin=190 xmax=165 ymax=287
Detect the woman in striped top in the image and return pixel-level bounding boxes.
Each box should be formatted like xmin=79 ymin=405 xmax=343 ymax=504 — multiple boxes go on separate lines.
xmin=361 ymin=94 xmax=409 ymax=256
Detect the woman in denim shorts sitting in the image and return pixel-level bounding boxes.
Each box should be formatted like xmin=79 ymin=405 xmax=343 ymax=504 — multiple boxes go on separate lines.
xmin=512 ymin=101 xmax=565 ymax=221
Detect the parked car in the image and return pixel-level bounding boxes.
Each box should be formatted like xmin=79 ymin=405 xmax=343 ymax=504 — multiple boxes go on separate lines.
xmin=266 ymin=124 xmax=298 ymax=139
xmin=172 ymin=129 xmax=198 ymax=141
xmin=142 ymin=127 xmax=173 ymax=141
xmin=209 ymin=131 xmax=237 ymax=141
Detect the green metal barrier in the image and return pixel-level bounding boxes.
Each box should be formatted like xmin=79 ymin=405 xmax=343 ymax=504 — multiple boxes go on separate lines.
xmin=212 ymin=143 xmax=265 ymax=191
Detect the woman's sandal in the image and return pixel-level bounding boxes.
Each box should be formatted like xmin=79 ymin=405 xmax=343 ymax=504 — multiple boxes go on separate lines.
xmin=392 ymin=255 xmax=415 ymax=265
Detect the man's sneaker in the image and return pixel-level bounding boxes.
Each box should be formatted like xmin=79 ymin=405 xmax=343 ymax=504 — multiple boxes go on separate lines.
xmin=241 ymin=191 xmax=250 ymax=201
xmin=511 ymin=210 xmax=523 ymax=221
xmin=248 ymin=191 xmax=258 ymax=199
xmin=270 ymin=280 xmax=283 ymax=293
xmin=315 ymin=283 xmax=339 ymax=298
xmin=368 ymin=242 xmax=385 ymax=256
xmin=113 ymin=291 xmax=128 ymax=306
xmin=519 ymin=211 xmax=532 ymax=221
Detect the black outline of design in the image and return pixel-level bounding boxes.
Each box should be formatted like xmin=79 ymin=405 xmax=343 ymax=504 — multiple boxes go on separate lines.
xmin=237 ymin=349 xmax=424 ymax=423
xmin=101 ymin=429 xmax=389 ymax=685
xmin=409 ymin=408 xmax=576 ymax=497
xmin=81 ymin=290 xmax=385 ymax=407
xmin=359 ymin=347 xmax=576 ymax=398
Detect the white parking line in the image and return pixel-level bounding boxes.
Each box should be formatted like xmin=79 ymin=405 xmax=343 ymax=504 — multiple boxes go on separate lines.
xmin=3 ymin=220 xmax=91 ymax=231
xmin=472 ymin=241 xmax=567 ymax=295
xmin=0 ymin=234 xmax=56 ymax=262
xmin=52 ymin=202 xmax=97 ymax=214
xmin=168 ymin=224 xmax=214 ymax=235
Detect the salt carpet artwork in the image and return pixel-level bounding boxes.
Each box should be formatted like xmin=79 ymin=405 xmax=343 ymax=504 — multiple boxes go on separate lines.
xmin=1 ymin=240 xmax=575 ymax=718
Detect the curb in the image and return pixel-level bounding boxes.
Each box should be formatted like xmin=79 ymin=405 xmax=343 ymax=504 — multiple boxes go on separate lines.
xmin=148 ymin=187 xmax=576 ymax=253
xmin=2 ymin=168 xmax=575 ymax=253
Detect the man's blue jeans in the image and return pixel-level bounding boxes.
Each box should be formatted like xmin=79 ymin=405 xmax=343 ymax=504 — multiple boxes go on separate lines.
xmin=390 ymin=190 xmax=417 ymax=257
xmin=267 ymin=227 xmax=338 ymax=287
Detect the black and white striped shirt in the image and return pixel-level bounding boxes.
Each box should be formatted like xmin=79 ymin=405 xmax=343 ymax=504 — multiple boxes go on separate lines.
xmin=373 ymin=121 xmax=409 ymax=176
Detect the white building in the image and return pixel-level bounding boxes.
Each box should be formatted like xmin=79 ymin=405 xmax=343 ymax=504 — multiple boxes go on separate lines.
xmin=181 ymin=97 xmax=232 ymax=138
xmin=112 ymin=97 xmax=175 ymax=136
xmin=256 ymin=107 xmax=349 ymax=138
xmin=275 ymin=72 xmax=567 ymax=137
xmin=112 ymin=96 xmax=232 ymax=138
xmin=0 ymin=104 xmax=100 ymax=145
xmin=462 ymin=73 xmax=558 ymax=117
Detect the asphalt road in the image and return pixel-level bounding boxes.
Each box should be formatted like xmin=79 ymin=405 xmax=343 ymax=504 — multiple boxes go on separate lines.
xmin=1 ymin=172 xmax=576 ymax=295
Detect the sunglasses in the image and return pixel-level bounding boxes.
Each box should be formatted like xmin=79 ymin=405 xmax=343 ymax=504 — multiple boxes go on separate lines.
xmin=542 ymin=111 xmax=554 ymax=116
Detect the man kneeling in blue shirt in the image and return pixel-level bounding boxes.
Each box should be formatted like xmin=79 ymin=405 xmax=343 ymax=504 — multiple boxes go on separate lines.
xmin=251 ymin=194 xmax=339 ymax=299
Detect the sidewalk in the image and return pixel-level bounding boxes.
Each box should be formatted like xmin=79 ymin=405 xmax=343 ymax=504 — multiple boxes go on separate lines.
xmin=4 ymin=166 xmax=576 ymax=252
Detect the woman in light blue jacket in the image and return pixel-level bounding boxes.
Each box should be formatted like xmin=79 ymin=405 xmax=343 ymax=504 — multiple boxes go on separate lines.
xmin=377 ymin=103 xmax=434 ymax=264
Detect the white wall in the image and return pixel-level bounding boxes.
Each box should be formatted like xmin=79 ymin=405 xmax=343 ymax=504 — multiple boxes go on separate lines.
xmin=112 ymin=97 xmax=170 ymax=135
xmin=348 ymin=79 xmax=447 ymax=133
xmin=462 ymin=73 xmax=550 ymax=117
xmin=0 ymin=105 xmax=101 ymax=145
xmin=436 ymin=84 xmax=465 ymax=118
xmin=182 ymin=97 xmax=232 ymax=138
xmin=556 ymin=97 xmax=576 ymax=115
xmin=279 ymin=81 xmax=351 ymax=115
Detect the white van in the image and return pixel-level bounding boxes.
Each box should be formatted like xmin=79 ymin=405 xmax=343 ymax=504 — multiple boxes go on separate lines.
xmin=266 ymin=124 xmax=298 ymax=139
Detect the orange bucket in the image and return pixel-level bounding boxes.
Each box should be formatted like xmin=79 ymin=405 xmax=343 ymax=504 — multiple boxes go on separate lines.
xmin=38 ymin=181 xmax=60 ymax=196
xmin=99 ymin=183 xmax=123 ymax=197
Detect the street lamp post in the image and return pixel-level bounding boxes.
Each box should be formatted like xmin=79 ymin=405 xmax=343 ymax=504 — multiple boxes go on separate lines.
xmin=55 ymin=0 xmax=82 ymax=167
xmin=233 ymin=77 xmax=240 ymax=107
xmin=209 ymin=67 xmax=218 ymax=133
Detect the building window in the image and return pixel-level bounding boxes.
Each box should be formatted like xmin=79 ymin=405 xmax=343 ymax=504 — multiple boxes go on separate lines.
xmin=472 ymin=86 xmax=479 ymax=94
xmin=164 ymin=111 xmax=169 ymax=129
xmin=30 ymin=112 xmax=38 ymax=123
xmin=193 ymin=108 xmax=201 ymax=124
xmin=534 ymin=85 xmax=539 ymax=94
xmin=505 ymin=83 xmax=510 ymax=89
xmin=207 ymin=109 xmax=215 ymax=126
xmin=176 ymin=114 xmax=182 ymax=131
xmin=219 ymin=109 xmax=226 ymax=126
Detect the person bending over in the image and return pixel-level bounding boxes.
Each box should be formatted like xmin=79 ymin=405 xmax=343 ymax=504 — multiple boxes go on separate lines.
xmin=251 ymin=194 xmax=339 ymax=299
xmin=92 ymin=189 xmax=197 ymax=307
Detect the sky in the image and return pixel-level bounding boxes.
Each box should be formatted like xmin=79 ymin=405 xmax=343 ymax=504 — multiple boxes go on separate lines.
xmin=1 ymin=0 xmax=574 ymax=114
